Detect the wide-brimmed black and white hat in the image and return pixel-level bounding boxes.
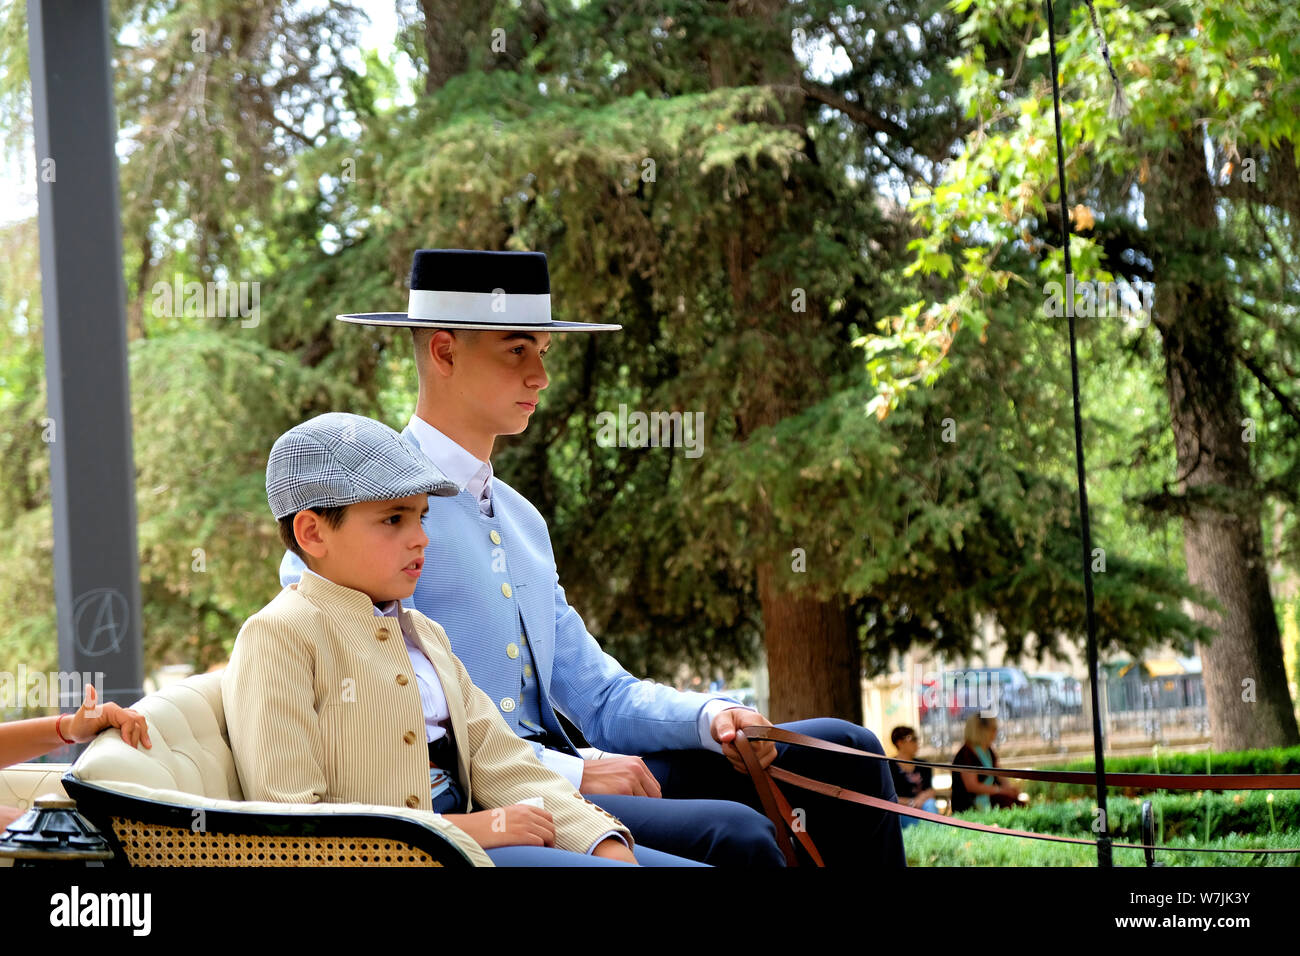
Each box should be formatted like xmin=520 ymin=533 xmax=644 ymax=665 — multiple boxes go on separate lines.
xmin=337 ymin=249 xmax=622 ymax=332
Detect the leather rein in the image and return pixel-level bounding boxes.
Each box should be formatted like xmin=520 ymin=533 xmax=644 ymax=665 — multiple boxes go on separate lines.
xmin=735 ymin=726 xmax=1300 ymax=866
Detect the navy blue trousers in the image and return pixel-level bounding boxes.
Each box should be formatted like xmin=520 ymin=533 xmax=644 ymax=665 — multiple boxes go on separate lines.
xmin=587 ymin=792 xmax=786 ymax=867
xmin=485 ymin=845 xmax=707 ymax=866
xmin=628 ymin=718 xmax=906 ymax=868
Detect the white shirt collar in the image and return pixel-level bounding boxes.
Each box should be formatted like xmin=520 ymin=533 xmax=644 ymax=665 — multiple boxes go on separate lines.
xmin=406 ymin=415 xmax=493 ymax=507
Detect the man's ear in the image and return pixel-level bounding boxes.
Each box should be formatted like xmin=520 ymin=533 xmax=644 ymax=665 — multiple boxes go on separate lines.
xmin=293 ymin=510 xmax=329 ymax=560
xmin=428 ymin=330 xmax=459 ymax=377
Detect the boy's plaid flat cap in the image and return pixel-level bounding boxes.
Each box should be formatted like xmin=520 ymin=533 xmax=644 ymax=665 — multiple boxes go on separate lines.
xmin=267 ymin=412 xmax=458 ymax=520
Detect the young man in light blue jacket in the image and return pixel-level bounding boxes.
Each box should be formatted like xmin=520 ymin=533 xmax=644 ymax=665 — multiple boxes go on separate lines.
xmin=280 ymin=249 xmax=905 ymax=867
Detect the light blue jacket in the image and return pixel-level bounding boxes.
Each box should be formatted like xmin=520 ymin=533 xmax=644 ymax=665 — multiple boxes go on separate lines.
xmin=279 ymin=425 xmax=732 ymax=757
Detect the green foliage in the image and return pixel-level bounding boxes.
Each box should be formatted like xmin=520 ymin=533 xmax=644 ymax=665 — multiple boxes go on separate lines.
xmin=911 ymin=742 xmax=1300 ymax=864
xmin=0 ymin=325 xmax=361 ymax=685
xmin=691 ymin=254 xmax=1211 ymax=664
xmin=868 ymin=0 xmax=1300 ymax=745
xmin=129 ymin=329 xmax=363 ymax=671
xmin=1021 ymin=744 xmax=1300 ymax=801
xmin=958 ymin=789 xmax=1300 ymax=841
xmin=0 ymin=216 xmax=53 ymax=697
xmin=0 ymin=0 xmax=1250 ymax=691
xmin=905 ymin=818 xmax=1300 ymax=866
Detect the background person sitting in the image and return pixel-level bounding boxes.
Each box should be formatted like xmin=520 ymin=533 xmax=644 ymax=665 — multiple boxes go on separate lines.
xmin=889 ymin=725 xmax=937 ymax=827
xmin=950 ymin=715 xmax=1020 ymax=813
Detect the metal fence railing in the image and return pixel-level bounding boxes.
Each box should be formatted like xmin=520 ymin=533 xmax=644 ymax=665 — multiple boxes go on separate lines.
xmin=919 ymin=675 xmax=1209 ymax=752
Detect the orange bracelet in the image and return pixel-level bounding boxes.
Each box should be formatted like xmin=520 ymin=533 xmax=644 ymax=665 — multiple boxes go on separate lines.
xmin=55 ymin=712 xmax=75 ymax=745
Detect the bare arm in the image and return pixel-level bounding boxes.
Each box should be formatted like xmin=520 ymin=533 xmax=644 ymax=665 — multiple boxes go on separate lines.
xmin=0 ymin=685 xmax=150 ymax=768
xmin=959 ymin=770 xmax=1018 ymax=797
xmin=0 ymin=715 xmax=68 ymax=769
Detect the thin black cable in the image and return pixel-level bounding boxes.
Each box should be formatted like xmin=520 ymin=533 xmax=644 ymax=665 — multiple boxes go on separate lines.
xmin=1044 ymin=0 xmax=1111 ymax=867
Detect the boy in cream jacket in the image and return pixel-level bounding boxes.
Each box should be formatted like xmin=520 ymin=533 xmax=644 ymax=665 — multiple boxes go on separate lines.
xmin=223 ymin=412 xmax=700 ymax=865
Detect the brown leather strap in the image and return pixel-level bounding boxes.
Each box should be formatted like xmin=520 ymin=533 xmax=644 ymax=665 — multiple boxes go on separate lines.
xmin=735 ymin=726 xmax=1300 ymax=858
xmin=734 ymin=728 xmax=800 ymax=866
xmin=744 ymin=726 xmax=1300 ymax=791
xmin=734 ymin=728 xmax=1120 ymax=860
xmin=764 ymin=758 xmax=826 ymax=867
xmin=766 ymin=764 xmax=1300 ymax=855
xmin=772 ymin=764 xmax=1110 ymax=846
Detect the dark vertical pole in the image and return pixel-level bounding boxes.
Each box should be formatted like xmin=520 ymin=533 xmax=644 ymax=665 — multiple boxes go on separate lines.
xmin=27 ymin=0 xmax=144 ymax=714
xmin=1044 ymin=0 xmax=1111 ymax=866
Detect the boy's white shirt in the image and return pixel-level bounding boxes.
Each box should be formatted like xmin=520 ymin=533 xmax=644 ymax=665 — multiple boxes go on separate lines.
xmin=405 ymin=414 xmax=748 ymax=791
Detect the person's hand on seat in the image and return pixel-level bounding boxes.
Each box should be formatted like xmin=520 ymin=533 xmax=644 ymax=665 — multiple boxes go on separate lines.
xmin=66 ymin=684 xmax=152 ymax=748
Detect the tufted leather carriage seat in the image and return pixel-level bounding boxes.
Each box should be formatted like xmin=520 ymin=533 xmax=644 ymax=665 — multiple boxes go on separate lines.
xmin=60 ymin=670 xmax=487 ymax=867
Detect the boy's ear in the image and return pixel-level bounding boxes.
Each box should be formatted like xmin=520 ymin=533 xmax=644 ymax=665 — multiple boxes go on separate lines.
xmin=293 ymin=510 xmax=330 ymax=560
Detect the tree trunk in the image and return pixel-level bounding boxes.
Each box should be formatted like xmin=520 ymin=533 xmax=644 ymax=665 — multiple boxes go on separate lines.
xmin=712 ymin=0 xmax=863 ymax=722
xmin=418 ymin=0 xmax=541 ymax=95
xmin=1152 ymin=135 xmax=1300 ymax=750
xmin=418 ymin=0 xmax=492 ymax=95
xmin=757 ymin=563 xmax=862 ymax=723
xmin=127 ymin=231 xmax=150 ymax=342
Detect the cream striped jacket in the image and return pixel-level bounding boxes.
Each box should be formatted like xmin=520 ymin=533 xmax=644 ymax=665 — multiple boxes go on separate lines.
xmin=221 ymin=570 xmax=632 ymax=856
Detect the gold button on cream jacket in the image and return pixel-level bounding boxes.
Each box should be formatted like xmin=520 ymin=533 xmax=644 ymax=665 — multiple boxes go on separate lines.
xmin=221 ymin=570 xmax=632 ymax=856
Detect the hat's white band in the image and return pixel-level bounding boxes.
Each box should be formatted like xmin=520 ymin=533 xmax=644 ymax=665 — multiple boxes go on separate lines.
xmin=407 ymin=289 xmax=551 ymax=326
